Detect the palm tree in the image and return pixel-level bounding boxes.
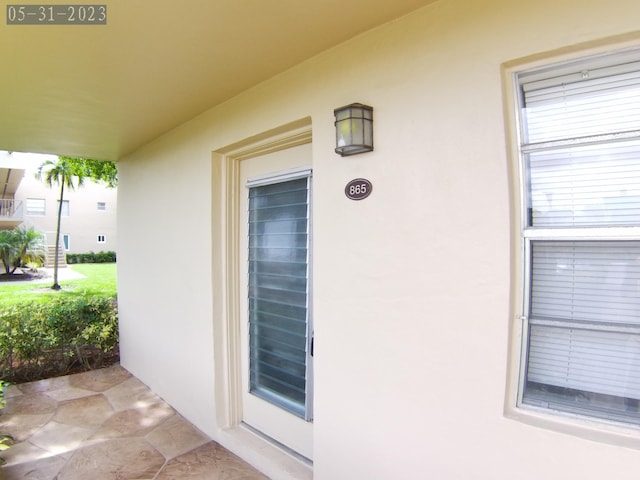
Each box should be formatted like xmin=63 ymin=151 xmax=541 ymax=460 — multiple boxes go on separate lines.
xmin=13 ymin=226 xmax=44 ymax=271
xmin=37 ymin=158 xmax=85 ymax=290
xmin=0 ymin=227 xmax=43 ymax=275
xmin=0 ymin=230 xmax=13 ymax=275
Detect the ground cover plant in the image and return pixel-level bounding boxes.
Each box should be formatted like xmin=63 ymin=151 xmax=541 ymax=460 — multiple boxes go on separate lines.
xmin=0 ymin=263 xmax=118 ymax=383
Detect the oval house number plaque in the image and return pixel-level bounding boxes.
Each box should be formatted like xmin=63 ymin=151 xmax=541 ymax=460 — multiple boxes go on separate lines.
xmin=345 ymin=178 xmax=372 ymax=201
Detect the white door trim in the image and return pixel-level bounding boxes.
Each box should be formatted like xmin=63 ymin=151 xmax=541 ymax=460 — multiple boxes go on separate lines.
xmin=212 ymin=118 xmax=313 ymax=431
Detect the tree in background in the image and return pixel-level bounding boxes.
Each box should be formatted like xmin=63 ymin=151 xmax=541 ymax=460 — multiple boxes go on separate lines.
xmin=36 ymin=156 xmax=117 ymax=290
xmin=0 ymin=231 xmax=14 ymax=274
xmin=59 ymin=157 xmax=118 ymax=188
xmin=0 ymin=226 xmax=44 ymax=275
xmin=37 ymin=159 xmax=85 ymax=290
xmin=12 ymin=226 xmax=44 ymax=269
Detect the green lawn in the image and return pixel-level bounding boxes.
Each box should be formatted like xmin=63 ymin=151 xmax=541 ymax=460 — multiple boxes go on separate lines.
xmin=0 ymin=263 xmax=117 ymax=307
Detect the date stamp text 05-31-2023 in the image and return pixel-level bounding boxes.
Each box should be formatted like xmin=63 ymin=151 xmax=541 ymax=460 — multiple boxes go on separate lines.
xmin=7 ymin=4 xmax=106 ymax=24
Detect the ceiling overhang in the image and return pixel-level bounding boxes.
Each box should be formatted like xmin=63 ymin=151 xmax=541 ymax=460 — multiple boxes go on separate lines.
xmin=0 ymin=0 xmax=437 ymax=161
xmin=0 ymin=168 xmax=25 ymax=198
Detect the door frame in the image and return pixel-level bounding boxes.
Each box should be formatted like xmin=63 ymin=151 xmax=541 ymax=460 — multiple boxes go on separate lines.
xmin=212 ymin=118 xmax=313 ymax=433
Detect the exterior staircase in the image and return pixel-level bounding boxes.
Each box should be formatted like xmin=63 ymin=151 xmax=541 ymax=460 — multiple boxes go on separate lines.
xmin=45 ymin=244 xmax=67 ymax=269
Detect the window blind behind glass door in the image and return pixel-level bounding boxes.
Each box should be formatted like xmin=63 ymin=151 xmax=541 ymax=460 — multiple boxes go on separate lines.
xmin=247 ymin=177 xmax=310 ymax=419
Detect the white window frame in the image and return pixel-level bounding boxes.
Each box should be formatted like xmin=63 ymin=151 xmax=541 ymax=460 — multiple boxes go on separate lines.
xmin=511 ymin=47 xmax=640 ymax=430
xmin=97 ymin=202 xmax=106 ymax=211
xmin=97 ymin=234 xmax=106 ymax=243
xmin=26 ymin=198 xmax=45 ymax=216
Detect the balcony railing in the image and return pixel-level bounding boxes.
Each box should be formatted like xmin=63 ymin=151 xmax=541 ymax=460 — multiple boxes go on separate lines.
xmin=0 ymin=199 xmax=24 ymax=224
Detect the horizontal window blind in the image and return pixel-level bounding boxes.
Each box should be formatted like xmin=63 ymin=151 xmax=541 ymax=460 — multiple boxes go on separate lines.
xmin=531 ymin=241 xmax=640 ymax=325
xmin=518 ymin=50 xmax=640 ymax=424
xmin=528 ymin=324 xmax=640 ymax=400
xmin=528 ymin=141 xmax=640 ymax=227
xmin=522 ymin=65 xmax=640 ymax=144
xmin=248 ymin=176 xmax=310 ymax=419
xmin=26 ymin=198 xmax=45 ymax=215
xmin=528 ymin=241 xmax=640 ymax=399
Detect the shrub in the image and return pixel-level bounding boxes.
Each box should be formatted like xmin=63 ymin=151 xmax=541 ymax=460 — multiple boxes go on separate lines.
xmin=0 ymin=296 xmax=118 ymax=382
xmin=66 ymin=251 xmax=116 ymax=264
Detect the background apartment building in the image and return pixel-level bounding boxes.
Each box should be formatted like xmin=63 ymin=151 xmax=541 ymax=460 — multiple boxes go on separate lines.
xmin=0 ymin=151 xmax=117 ymax=261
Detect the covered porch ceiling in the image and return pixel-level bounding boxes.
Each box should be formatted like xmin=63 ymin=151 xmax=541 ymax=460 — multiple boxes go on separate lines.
xmin=0 ymin=0 xmax=437 ymax=161
xmin=0 ymin=168 xmax=25 ymax=198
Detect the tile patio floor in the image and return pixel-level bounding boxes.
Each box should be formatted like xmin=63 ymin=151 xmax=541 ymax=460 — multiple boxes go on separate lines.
xmin=0 ymin=364 xmax=269 ymax=479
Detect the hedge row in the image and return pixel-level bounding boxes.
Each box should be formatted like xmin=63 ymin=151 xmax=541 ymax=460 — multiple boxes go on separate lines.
xmin=66 ymin=251 xmax=116 ymax=264
xmin=0 ymin=297 xmax=119 ymax=383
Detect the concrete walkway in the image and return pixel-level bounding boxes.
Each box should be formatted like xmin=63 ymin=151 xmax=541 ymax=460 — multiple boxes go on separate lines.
xmin=0 ymin=267 xmax=86 ymax=285
xmin=0 ymin=365 xmax=269 ymax=479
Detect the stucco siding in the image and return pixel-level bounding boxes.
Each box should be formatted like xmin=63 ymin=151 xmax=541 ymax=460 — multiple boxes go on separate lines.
xmin=118 ymin=0 xmax=640 ymax=478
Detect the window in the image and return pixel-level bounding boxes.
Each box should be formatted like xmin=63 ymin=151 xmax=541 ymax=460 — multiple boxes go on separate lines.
xmin=58 ymin=200 xmax=69 ymax=216
xmin=515 ymin=49 xmax=640 ymax=426
xmin=62 ymin=234 xmax=70 ymax=251
xmin=26 ymin=198 xmax=45 ymax=216
xmin=246 ymin=172 xmax=312 ymax=420
xmin=97 ymin=202 xmax=106 ymax=211
xmin=97 ymin=234 xmax=106 ymax=243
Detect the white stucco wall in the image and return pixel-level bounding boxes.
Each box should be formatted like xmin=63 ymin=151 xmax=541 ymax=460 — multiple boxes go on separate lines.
xmin=118 ymin=0 xmax=640 ymax=478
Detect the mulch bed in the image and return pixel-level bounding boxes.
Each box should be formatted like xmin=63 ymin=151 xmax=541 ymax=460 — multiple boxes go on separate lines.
xmin=2 ymin=348 xmax=120 ymax=384
xmin=0 ymin=270 xmax=50 ymax=283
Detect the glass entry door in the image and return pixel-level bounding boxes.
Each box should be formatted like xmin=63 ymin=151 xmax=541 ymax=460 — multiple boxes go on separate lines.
xmin=239 ymin=143 xmax=313 ymax=460
xmin=247 ymin=176 xmax=312 ymax=420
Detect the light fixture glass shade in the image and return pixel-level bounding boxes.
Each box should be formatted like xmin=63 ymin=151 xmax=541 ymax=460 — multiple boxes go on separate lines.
xmin=334 ymin=103 xmax=373 ymax=156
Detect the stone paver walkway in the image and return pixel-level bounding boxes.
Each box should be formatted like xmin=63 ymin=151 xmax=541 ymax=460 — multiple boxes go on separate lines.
xmin=0 ymin=365 xmax=269 ymax=479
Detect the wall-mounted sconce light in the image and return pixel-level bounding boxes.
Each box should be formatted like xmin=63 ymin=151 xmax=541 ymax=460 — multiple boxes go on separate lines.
xmin=334 ymin=103 xmax=373 ymax=156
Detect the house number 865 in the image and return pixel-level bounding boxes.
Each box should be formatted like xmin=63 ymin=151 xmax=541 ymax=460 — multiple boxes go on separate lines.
xmin=350 ymin=184 xmax=366 ymax=195
xmin=345 ymin=178 xmax=373 ymax=201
